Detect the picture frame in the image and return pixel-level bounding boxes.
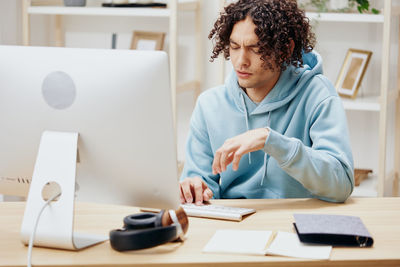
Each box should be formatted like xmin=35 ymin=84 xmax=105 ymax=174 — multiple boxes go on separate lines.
xmin=130 ymin=31 xmax=165 ymax=51
xmin=335 ymin=48 xmax=372 ymax=99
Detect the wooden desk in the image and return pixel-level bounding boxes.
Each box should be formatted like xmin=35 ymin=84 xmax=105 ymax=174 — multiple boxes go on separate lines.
xmin=1 ymin=198 xmax=399 ymax=266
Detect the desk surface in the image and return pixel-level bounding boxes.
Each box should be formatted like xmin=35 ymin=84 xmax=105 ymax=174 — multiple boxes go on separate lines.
xmin=1 ymin=198 xmax=399 ymax=267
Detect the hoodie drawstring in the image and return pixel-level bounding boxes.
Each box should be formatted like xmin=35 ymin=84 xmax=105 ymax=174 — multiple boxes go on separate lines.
xmin=240 ymin=93 xmax=271 ymax=186
xmin=240 ymin=93 xmax=251 ymax=164
xmin=261 ymin=112 xmax=271 ymax=186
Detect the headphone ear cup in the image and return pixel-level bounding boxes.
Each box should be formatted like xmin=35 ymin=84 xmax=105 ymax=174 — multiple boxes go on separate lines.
xmin=123 ymin=212 xmax=163 ymax=229
xmin=109 ymin=225 xmax=177 ymax=251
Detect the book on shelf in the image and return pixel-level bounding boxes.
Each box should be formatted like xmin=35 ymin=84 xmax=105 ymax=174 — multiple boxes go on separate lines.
xmin=102 ymin=2 xmax=167 ymax=8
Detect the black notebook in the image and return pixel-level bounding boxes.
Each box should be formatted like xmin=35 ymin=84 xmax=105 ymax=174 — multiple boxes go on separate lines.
xmin=293 ymin=214 xmax=373 ymax=247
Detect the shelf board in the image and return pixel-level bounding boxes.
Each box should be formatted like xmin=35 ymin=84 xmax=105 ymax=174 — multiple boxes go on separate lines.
xmin=351 ymin=173 xmax=378 ymax=197
xmin=28 ymin=6 xmax=170 ymax=17
xmin=341 ymin=95 xmax=380 ymax=112
xmin=306 ymin=12 xmax=384 ymax=23
xmin=28 ymin=0 xmax=198 ymax=17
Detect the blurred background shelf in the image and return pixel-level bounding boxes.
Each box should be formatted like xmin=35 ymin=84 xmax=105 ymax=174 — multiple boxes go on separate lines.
xmin=306 ymin=11 xmax=384 ymax=23
xmin=351 ymin=173 xmax=378 ymax=197
xmin=27 ymin=0 xmax=199 ymax=17
xmin=341 ymin=95 xmax=381 ymax=111
xmin=28 ymin=6 xmax=172 ymax=17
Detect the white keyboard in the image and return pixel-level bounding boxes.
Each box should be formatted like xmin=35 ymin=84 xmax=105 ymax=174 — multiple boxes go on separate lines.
xmin=181 ymin=203 xmax=256 ymax=221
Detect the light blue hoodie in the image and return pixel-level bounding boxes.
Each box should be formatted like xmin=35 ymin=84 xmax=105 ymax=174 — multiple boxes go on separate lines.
xmin=180 ymin=51 xmax=354 ymax=202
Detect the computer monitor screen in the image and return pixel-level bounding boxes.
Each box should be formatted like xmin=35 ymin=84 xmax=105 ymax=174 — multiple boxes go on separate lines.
xmin=0 ymin=45 xmax=180 ymax=210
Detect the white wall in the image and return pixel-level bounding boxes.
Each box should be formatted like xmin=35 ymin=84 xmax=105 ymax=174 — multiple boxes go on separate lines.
xmin=0 ymin=0 xmax=22 ymax=201
xmin=0 ymin=0 xmax=21 ymax=45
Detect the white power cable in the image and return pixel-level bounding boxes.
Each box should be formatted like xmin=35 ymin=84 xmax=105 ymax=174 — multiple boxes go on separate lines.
xmin=27 ymin=192 xmax=61 ymax=267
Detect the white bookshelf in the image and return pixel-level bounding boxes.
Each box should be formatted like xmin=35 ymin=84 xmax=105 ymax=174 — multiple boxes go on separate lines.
xmin=27 ymin=6 xmax=172 ymax=17
xmin=341 ymin=95 xmax=381 ymax=112
xmin=311 ymin=3 xmax=399 ymax=197
xmin=27 ymin=0 xmax=199 ymax=17
xmin=312 ymin=3 xmax=399 ymax=197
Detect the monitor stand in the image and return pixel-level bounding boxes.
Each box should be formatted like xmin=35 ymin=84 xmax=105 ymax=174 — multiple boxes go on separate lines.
xmin=20 ymin=131 xmax=108 ymax=250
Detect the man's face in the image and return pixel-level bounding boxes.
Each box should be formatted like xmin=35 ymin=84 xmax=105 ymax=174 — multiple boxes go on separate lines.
xmin=229 ymin=17 xmax=280 ymax=91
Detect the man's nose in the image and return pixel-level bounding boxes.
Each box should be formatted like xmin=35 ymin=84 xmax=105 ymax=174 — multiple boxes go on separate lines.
xmin=237 ymin=49 xmax=250 ymax=68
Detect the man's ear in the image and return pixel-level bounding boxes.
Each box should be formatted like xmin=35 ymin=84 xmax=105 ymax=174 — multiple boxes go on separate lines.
xmin=289 ymin=39 xmax=295 ymax=55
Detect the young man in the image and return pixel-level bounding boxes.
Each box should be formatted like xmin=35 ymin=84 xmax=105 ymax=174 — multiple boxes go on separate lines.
xmin=179 ymin=0 xmax=354 ymax=205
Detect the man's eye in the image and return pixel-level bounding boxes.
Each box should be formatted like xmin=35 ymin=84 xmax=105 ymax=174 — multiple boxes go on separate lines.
xmin=251 ymin=47 xmax=260 ymax=54
xmin=230 ymin=44 xmax=240 ymax=50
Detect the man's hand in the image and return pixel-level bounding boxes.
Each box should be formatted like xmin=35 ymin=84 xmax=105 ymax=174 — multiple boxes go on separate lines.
xmin=212 ymin=128 xmax=269 ymax=174
xmin=179 ymin=177 xmax=213 ymax=205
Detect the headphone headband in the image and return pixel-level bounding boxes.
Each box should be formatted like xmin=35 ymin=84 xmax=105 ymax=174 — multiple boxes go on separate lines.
xmin=109 ymin=208 xmax=188 ymax=251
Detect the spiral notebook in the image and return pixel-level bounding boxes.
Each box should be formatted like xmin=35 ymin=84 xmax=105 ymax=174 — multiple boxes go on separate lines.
xmin=293 ymin=214 xmax=374 ymax=247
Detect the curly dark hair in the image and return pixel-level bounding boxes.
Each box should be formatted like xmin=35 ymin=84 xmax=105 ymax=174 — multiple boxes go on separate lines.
xmin=208 ymin=0 xmax=316 ymax=71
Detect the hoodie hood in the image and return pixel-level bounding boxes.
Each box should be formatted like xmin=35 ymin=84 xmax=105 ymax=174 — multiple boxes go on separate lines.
xmin=227 ymin=51 xmax=324 ymax=115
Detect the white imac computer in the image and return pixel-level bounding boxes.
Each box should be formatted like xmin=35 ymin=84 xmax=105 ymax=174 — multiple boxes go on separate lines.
xmin=0 ymin=45 xmax=181 ymax=250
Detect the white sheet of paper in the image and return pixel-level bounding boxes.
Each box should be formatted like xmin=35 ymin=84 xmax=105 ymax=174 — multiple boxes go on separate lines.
xmin=203 ymin=230 xmax=332 ymax=260
xmin=266 ymin=231 xmax=332 ymax=260
xmin=203 ymin=229 xmax=272 ymax=256
xmin=136 ymin=39 xmax=157 ymax=50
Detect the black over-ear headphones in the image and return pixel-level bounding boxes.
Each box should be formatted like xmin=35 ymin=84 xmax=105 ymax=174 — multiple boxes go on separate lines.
xmin=109 ymin=209 xmax=188 ymax=251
